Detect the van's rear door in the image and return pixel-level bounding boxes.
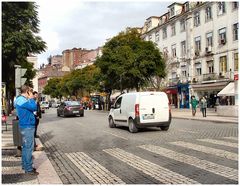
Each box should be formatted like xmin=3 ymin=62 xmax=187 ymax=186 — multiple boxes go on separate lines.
xmin=139 ymin=93 xmax=169 ymax=123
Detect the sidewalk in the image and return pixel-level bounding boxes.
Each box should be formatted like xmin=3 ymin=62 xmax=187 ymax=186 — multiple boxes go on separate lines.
xmin=2 ymin=116 xmax=62 ymax=184
xmin=171 ymin=108 xmax=238 ymax=124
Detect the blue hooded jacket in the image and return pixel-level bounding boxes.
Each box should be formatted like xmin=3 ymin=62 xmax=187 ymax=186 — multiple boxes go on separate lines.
xmin=14 ymin=95 xmax=37 ymax=128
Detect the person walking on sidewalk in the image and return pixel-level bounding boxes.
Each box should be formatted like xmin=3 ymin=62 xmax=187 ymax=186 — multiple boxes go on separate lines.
xmin=14 ymin=85 xmax=38 ymax=175
xmin=200 ymin=96 xmax=207 ymax=117
xmin=33 ymin=91 xmax=42 ymax=151
xmin=190 ymin=96 xmax=198 ymax=116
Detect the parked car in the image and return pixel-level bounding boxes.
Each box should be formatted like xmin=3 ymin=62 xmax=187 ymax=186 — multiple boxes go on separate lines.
xmin=41 ymin=101 xmax=49 ymax=109
xmin=108 ymin=92 xmax=171 ymax=133
xmin=52 ymin=101 xmax=61 ymax=108
xmin=57 ymin=101 xmax=84 ymax=117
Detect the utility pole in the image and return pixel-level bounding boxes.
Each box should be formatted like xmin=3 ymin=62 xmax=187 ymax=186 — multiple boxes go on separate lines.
xmin=15 ymin=65 xmax=27 ymax=97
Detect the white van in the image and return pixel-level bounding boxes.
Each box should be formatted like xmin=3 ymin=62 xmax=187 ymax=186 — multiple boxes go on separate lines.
xmin=108 ymin=92 xmax=171 ymax=133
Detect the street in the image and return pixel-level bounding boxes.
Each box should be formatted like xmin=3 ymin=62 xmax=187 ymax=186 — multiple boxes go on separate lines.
xmin=38 ymin=108 xmax=238 ymax=184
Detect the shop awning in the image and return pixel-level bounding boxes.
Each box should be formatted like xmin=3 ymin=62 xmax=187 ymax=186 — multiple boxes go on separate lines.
xmin=217 ymin=82 xmax=235 ymax=96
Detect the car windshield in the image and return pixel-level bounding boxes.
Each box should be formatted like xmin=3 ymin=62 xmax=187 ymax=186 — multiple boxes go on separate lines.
xmin=66 ymin=101 xmax=80 ymax=106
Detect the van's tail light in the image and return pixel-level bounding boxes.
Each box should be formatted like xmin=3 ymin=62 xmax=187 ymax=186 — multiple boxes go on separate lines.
xmin=135 ymin=104 xmax=139 ymax=117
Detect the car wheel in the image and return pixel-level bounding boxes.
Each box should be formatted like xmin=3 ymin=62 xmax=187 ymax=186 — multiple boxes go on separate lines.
xmin=80 ymin=113 xmax=84 ymax=117
xmin=63 ymin=112 xmax=66 ymax=117
xmin=109 ymin=116 xmax=116 ymax=128
xmin=128 ymin=118 xmax=138 ymax=133
xmin=160 ymin=126 xmax=169 ymax=131
xmin=57 ymin=111 xmax=60 ymax=117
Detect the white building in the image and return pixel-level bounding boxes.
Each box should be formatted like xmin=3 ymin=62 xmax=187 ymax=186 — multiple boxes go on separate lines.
xmin=141 ymin=2 xmax=238 ymax=109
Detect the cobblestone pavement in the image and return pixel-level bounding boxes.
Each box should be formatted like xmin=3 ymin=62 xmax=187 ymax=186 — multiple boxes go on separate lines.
xmin=37 ymin=109 xmax=238 ymax=184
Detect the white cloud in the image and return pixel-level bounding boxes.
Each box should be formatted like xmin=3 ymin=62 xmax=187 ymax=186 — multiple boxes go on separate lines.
xmin=36 ymin=1 xmax=171 ymax=66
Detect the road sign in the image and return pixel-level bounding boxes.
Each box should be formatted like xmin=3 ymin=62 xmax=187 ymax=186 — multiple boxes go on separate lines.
xmin=15 ymin=68 xmax=27 ymax=88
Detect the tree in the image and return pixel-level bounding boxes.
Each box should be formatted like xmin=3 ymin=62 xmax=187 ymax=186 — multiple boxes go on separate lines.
xmin=42 ymin=78 xmax=63 ymax=100
xmin=95 ymin=28 xmax=166 ymax=94
xmin=2 ymin=2 xmax=46 ymax=112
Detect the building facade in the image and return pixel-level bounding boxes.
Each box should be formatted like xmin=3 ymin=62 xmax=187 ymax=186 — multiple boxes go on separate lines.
xmin=141 ymin=2 xmax=238 ymax=108
xmin=62 ymin=48 xmax=102 ymax=70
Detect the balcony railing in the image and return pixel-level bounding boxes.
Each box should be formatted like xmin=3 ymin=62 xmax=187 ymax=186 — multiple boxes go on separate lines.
xmin=202 ymin=73 xmax=218 ymax=81
xmin=168 ymin=77 xmax=180 ymax=86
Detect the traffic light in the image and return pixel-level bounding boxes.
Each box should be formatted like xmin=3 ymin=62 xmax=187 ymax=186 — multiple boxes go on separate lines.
xmin=15 ymin=67 xmax=27 ymax=88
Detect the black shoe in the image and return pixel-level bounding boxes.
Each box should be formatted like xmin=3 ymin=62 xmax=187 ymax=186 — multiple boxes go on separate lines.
xmin=35 ymin=135 xmax=40 ymax=138
xmin=25 ymin=169 xmax=39 ymax=176
xmin=23 ymin=168 xmax=36 ymax=171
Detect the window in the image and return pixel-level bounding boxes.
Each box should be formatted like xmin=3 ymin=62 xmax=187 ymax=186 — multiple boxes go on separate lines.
xmin=170 ymin=7 xmax=175 ymax=17
xmin=171 ymin=44 xmax=176 ymax=58
xmin=155 ymin=31 xmax=159 ymax=42
xmin=218 ymin=27 xmax=227 ymax=44
xmin=205 ymin=6 xmax=212 ymax=21
xmin=206 ymin=32 xmax=213 ymax=47
xmin=115 ymin=97 xmax=122 ymax=109
xmin=163 ymin=47 xmax=168 ymax=58
xmin=180 ymin=19 xmax=186 ymax=32
xmin=234 ymin=53 xmax=238 ymax=71
xmin=162 ymin=27 xmax=167 ymax=39
xmin=171 ymin=24 xmax=176 ymax=36
xmin=194 ymin=11 xmax=200 ymax=26
xmin=218 ymin=2 xmax=226 ymax=15
xmin=219 ymin=56 xmax=227 ymax=73
xmin=195 ymin=36 xmax=201 ymax=53
xmin=182 ymin=70 xmax=187 ymax=77
xmin=181 ymin=41 xmax=186 ymax=56
xmin=196 ymin=66 xmax=202 ymax=76
xmin=233 ymin=23 xmax=238 ymax=41
xmin=233 ymin=2 xmax=238 ymax=10
xmin=149 ymin=35 xmax=152 ymax=41
xmin=207 ymin=60 xmax=214 ymax=73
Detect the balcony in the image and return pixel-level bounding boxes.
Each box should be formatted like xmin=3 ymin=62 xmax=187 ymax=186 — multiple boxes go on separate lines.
xmin=168 ymin=77 xmax=180 ymax=86
xmin=202 ymin=73 xmax=218 ymax=81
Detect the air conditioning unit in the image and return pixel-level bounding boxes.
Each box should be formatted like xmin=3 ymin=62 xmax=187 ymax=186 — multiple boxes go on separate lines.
xmin=221 ymin=38 xmax=226 ymax=45
xmin=195 ymin=50 xmax=200 ymax=56
xmin=205 ymin=46 xmax=212 ymax=53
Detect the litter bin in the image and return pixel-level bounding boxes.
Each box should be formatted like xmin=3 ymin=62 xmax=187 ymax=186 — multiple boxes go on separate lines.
xmin=12 ymin=119 xmax=22 ymax=146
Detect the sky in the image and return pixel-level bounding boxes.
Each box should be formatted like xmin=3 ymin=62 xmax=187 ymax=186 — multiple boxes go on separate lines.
xmin=36 ymin=0 xmax=172 ymax=67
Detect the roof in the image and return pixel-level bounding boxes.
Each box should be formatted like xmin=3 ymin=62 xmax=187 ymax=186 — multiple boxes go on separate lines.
xmin=167 ymin=2 xmax=183 ymax=8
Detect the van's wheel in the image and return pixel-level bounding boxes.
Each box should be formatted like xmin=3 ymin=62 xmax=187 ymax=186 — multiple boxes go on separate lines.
xmin=129 ymin=119 xmax=138 ymax=133
xmin=109 ymin=116 xmax=116 ymax=128
xmin=160 ymin=126 xmax=169 ymax=131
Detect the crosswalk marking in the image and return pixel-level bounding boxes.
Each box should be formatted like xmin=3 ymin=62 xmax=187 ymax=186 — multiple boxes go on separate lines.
xmin=139 ymin=145 xmax=238 ymax=181
xmin=223 ymin=137 xmax=238 ymax=141
xmin=66 ymin=152 xmax=125 ymax=184
xmin=171 ymin=141 xmax=238 ymax=161
xmin=197 ymin=139 xmax=238 ymax=148
xmin=103 ymin=148 xmax=199 ymax=184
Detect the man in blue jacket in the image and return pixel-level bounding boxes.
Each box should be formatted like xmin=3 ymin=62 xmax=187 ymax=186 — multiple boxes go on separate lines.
xmin=14 ymin=85 xmax=38 ymax=175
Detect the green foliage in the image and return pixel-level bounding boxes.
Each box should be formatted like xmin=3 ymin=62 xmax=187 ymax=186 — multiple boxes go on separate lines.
xmin=42 ymin=78 xmax=62 ymax=99
xmin=43 ymin=65 xmax=101 ymax=98
xmin=95 ymin=28 xmax=166 ymax=92
xmin=2 ymin=2 xmax=46 ymax=98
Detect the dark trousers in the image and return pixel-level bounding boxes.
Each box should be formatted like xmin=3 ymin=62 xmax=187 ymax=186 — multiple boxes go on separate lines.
xmin=34 ymin=119 xmax=39 ymax=147
xmin=201 ymin=108 xmax=206 ymax=117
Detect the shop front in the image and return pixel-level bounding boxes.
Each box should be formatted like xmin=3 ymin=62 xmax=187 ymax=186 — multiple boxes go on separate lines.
xmin=190 ymin=81 xmax=229 ymax=108
xmin=177 ymin=83 xmax=190 ymax=109
xmin=165 ymin=86 xmax=178 ymax=108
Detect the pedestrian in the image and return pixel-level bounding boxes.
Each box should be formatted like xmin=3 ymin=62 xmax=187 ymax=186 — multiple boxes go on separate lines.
xmin=190 ymin=96 xmax=198 ymax=116
xmin=33 ymin=91 xmax=43 ymax=151
xmin=200 ymin=96 xmax=207 ymax=117
xmin=14 ymin=85 xmax=38 ymax=175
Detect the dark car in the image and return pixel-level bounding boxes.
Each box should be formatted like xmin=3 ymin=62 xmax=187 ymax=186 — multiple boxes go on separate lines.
xmin=57 ymin=101 xmax=84 ymax=117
